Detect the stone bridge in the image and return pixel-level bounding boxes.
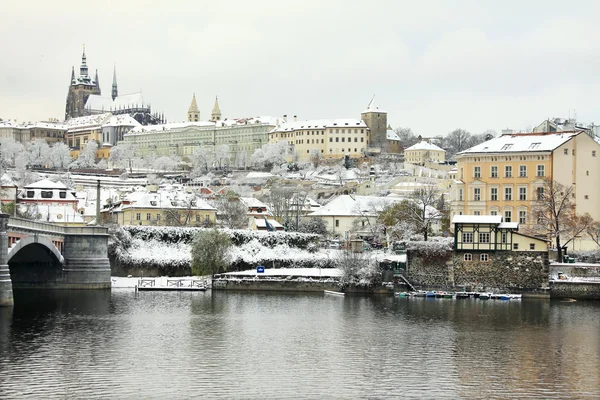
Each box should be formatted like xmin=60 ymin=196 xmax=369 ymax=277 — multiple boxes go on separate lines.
xmin=0 ymin=214 xmax=111 ymax=306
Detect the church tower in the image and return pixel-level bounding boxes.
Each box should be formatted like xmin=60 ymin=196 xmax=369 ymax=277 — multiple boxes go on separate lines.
xmin=111 ymin=65 xmax=118 ymax=101
xmin=65 ymin=46 xmax=102 ymax=120
xmin=211 ymin=96 xmax=221 ymax=121
xmin=188 ymin=94 xmax=199 ymax=122
xmin=360 ymin=96 xmax=387 ymax=148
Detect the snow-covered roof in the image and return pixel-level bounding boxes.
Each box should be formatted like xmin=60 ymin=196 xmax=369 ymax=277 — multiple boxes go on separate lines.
xmin=240 ymin=197 xmax=268 ymax=209
xmin=363 ymin=97 xmax=386 ymax=114
xmin=1 ymin=173 xmax=17 ymax=187
xmin=223 ymin=267 xmax=341 ymax=278
xmin=23 ymin=121 xmax=67 ymax=130
xmin=0 ymin=120 xmax=21 ymax=128
xmin=122 ymin=191 xmax=216 ymax=210
xmin=126 ymin=116 xmax=278 ymax=136
xmin=85 ymin=92 xmax=148 ymax=112
xmin=253 ymin=218 xmax=283 ymax=229
xmin=24 ymin=179 xmax=69 ymax=190
xmin=386 ymin=129 xmax=400 ymax=141
xmin=307 ymin=195 xmax=402 ymax=217
xmin=102 ymin=114 xmax=141 ymax=128
xmin=458 ymin=131 xmax=581 ymax=155
xmin=66 ymin=113 xmax=111 ymax=129
xmin=452 ymin=215 xmax=502 ymax=224
xmin=405 ymin=141 xmax=446 ymax=152
xmin=270 ymin=119 xmax=368 ymax=133
xmin=498 ymin=222 xmax=519 ymax=229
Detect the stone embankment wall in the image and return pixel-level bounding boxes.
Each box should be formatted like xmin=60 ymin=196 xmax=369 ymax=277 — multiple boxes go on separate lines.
xmin=407 ymin=250 xmax=549 ymax=291
xmin=549 ymin=264 xmax=600 ymax=279
xmin=212 ymin=279 xmax=396 ymax=294
xmin=550 ymin=281 xmax=600 ymax=300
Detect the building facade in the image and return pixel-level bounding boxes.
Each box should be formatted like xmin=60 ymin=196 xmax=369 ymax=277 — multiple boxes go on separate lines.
xmin=123 ymin=117 xmax=277 ymax=167
xmin=404 ymin=140 xmax=447 ymax=165
xmin=360 ymin=97 xmax=387 ymax=148
xmin=451 ymin=131 xmax=600 ymax=234
xmin=268 ymin=118 xmax=370 ymax=162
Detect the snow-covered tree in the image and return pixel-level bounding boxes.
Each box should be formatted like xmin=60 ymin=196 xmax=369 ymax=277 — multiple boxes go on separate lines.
xmin=110 ymin=143 xmax=136 ymax=173
xmin=96 ymin=158 xmax=108 ymax=169
xmin=49 ymin=142 xmax=72 ymax=169
xmin=25 ymin=139 xmax=51 ymax=168
xmin=71 ymin=141 xmax=98 ymax=169
xmin=214 ymin=195 xmax=248 ymax=229
xmin=191 ymin=146 xmax=215 ymax=175
xmin=153 ymin=155 xmax=180 ymax=172
xmin=251 ymin=142 xmax=289 ymax=170
xmin=213 ymin=144 xmax=230 ymax=170
xmin=309 ymin=148 xmax=321 ymax=168
xmin=0 ymin=138 xmax=24 ymax=168
xmin=336 ymin=249 xmax=381 ymax=289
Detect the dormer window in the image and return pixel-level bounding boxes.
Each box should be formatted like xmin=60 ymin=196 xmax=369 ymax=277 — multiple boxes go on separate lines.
xmin=150 ymin=201 xmax=157 ymax=206
xmin=501 ymin=144 xmax=513 ymax=150
xmin=41 ymin=191 xmax=53 ymax=199
xmin=59 ymin=191 xmax=67 ymax=199
xmin=27 ymin=191 xmax=35 ymax=198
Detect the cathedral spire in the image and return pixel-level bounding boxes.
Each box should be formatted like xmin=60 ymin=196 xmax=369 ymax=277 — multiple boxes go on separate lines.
xmin=70 ymin=66 xmax=75 ymax=85
xmin=95 ymin=69 xmax=99 ymax=88
xmin=211 ymin=96 xmax=221 ymax=121
xmin=188 ymin=93 xmax=199 ymax=122
xmin=80 ymin=45 xmax=88 ymax=77
xmin=112 ymin=65 xmax=118 ymax=101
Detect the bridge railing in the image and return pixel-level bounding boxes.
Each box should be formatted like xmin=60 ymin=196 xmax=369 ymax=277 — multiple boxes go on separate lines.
xmin=7 ymin=217 xmax=109 ymax=236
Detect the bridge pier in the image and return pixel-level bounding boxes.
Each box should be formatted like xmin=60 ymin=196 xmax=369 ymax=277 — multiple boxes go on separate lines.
xmin=62 ymin=232 xmax=111 ymax=289
xmin=0 ymin=214 xmax=14 ymax=306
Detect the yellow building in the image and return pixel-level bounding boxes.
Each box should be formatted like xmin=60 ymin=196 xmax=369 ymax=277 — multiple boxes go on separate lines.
xmin=65 ymin=113 xmax=111 ymax=159
xmin=268 ymin=118 xmax=370 ymax=161
xmin=451 ymin=131 xmax=600 ymax=238
xmin=404 ymin=140 xmax=446 ymax=165
xmin=102 ymin=191 xmax=217 ymax=226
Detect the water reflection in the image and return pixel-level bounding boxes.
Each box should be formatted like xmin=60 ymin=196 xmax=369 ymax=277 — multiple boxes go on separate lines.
xmin=0 ymin=290 xmax=599 ymax=398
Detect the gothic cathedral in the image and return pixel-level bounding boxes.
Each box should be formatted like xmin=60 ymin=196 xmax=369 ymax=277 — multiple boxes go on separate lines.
xmin=65 ymin=47 xmax=101 ymax=120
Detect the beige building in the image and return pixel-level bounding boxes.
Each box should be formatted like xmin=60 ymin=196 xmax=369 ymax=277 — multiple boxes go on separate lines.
xmin=404 ymin=140 xmax=446 ymax=165
xmin=123 ymin=116 xmax=277 ymax=167
xmin=451 ymin=130 xmax=600 ymax=249
xmin=269 ymin=118 xmax=370 ymax=162
xmin=24 ymin=121 xmax=67 ymax=145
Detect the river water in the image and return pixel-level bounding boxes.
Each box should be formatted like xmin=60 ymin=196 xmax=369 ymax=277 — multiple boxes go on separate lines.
xmin=1 ymin=289 xmax=599 ymax=399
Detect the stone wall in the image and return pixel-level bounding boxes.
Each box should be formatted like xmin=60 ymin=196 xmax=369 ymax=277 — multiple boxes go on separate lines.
xmin=407 ymin=250 xmax=549 ymax=291
xmin=549 ymin=264 xmax=600 ymax=279
xmin=406 ymin=250 xmax=453 ymax=288
xmin=453 ymin=252 xmax=548 ymax=291
xmin=550 ymin=281 xmax=600 ymax=300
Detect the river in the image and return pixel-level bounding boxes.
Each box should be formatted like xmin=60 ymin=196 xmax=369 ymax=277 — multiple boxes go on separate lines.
xmin=0 ymin=289 xmax=599 ymax=399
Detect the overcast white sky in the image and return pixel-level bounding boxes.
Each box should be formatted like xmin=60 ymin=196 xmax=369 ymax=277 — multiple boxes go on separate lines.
xmin=2 ymin=0 xmax=599 ymax=136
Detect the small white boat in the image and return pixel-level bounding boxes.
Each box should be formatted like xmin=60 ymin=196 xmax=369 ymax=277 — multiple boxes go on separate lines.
xmin=509 ymin=294 xmax=522 ymax=300
xmin=324 ymin=290 xmax=345 ymax=296
xmin=479 ymin=292 xmax=491 ymax=300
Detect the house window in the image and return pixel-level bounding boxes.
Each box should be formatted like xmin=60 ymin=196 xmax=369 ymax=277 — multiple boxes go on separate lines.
xmin=505 ymin=187 xmax=512 ymax=201
xmin=490 ymin=210 xmax=498 ymax=216
xmin=529 ymin=243 xmax=535 ymax=250
xmin=479 ymin=233 xmax=490 ymax=243
xmin=519 ymin=165 xmax=527 ymax=177
xmin=501 ymin=232 xmax=507 ymax=243
xmin=463 ymin=232 xmax=473 ymax=243
xmin=459 ymin=189 xmax=463 ymax=201
xmin=474 ymin=166 xmax=481 ymax=178
xmin=505 ymin=211 xmax=512 ymax=222
xmin=505 ymin=165 xmax=512 ymax=178
xmin=536 ymin=187 xmax=544 ymax=200
xmin=335 ymin=219 xmax=339 ymax=227
xmin=564 ymin=148 xmax=568 ymax=155
xmin=136 ymin=213 xmax=141 ymax=221
xmin=336 ymin=138 xmax=339 ymax=142
xmin=474 ymin=188 xmax=481 ymax=201
xmin=480 ymin=254 xmax=489 ymax=262
xmin=519 ymin=210 xmax=526 ymax=224
xmin=196 ymin=215 xmax=200 ymax=222
xmin=537 ymin=165 xmax=545 ymax=177
xmin=146 ymin=213 xmax=151 ymax=220
xmin=585 ymin=195 xmax=589 ymax=200
xmin=329 ymin=138 xmax=332 ymax=142
xmin=519 ymin=187 xmax=527 ymax=201
xmin=513 ymin=243 xmax=519 ymax=250
xmin=490 ymin=187 xmax=498 ymax=201
xmin=41 ymin=191 xmax=53 ymax=199
xmin=491 ymin=166 xmax=498 ymax=178
xmin=593 ymin=150 xmax=596 ymax=157
xmin=59 ymin=191 xmax=67 ymax=199
xmin=157 ymin=214 xmax=161 ymax=221
xmin=464 ymin=253 xmax=473 ymax=261
xmin=474 ymin=211 xmax=481 ymax=215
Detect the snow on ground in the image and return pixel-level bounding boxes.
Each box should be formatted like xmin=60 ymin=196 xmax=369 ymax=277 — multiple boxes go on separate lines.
xmin=222 ymin=268 xmax=342 ymax=277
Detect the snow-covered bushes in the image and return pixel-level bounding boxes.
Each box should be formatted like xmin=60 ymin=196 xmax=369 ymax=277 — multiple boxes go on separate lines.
xmin=405 ymin=237 xmax=453 ymax=258
xmin=335 ymin=249 xmax=381 ymax=288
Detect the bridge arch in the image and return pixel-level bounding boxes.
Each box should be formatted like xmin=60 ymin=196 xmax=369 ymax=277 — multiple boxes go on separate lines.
xmin=8 ymin=235 xmax=64 ymax=264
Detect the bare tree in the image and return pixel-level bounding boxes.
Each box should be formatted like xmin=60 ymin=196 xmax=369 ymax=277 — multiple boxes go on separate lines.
xmin=444 ymin=129 xmax=472 ymax=158
xmin=215 ymin=195 xmax=248 ymax=229
xmin=394 ymin=127 xmax=418 ymax=149
xmin=398 ymin=183 xmax=442 ymax=241
xmin=528 ymin=179 xmax=594 ymax=262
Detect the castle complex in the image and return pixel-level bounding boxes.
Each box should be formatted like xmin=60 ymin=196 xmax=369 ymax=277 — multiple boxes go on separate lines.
xmin=64 ymin=48 xmax=165 ymax=125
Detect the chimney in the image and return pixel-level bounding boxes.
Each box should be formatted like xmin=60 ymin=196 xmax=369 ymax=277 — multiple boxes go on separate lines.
xmin=293 ymin=115 xmax=297 ymax=122
xmin=283 ymin=114 xmax=287 ymax=123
